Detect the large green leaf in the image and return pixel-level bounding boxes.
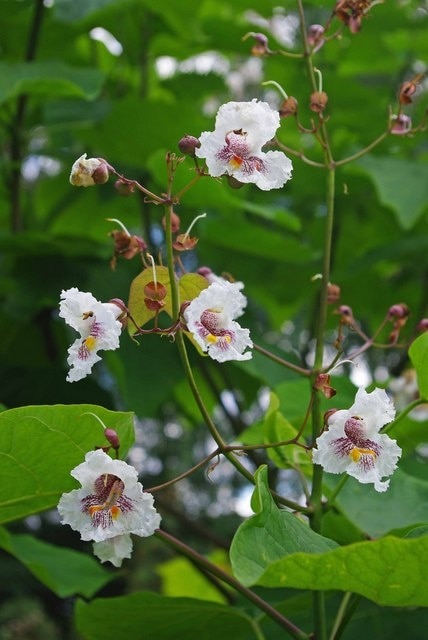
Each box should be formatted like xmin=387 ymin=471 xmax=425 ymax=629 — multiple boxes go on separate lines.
xmin=327 ymin=469 xmax=428 ymax=538
xmin=0 ymin=527 xmax=114 ymax=598
xmin=355 ymin=156 xmax=428 ymax=229
xmin=230 ymin=466 xmax=338 ymax=586
xmin=257 ymin=534 xmax=428 ymax=607
xmin=409 ymin=333 xmax=428 ymax=399
xmin=0 ymin=405 xmax=134 ymax=524
xmin=75 ymin=592 xmax=260 ymax=640
xmin=0 ymin=62 xmax=104 ymax=104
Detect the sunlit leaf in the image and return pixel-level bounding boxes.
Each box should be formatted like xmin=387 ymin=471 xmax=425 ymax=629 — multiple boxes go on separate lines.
xmin=409 ymin=333 xmax=428 ymax=399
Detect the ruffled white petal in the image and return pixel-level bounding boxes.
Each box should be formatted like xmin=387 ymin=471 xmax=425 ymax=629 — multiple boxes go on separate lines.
xmin=196 ymin=100 xmax=293 ymax=191
xmin=93 ymin=534 xmax=133 ymax=567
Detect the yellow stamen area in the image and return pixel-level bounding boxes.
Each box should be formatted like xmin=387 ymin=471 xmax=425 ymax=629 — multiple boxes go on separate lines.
xmin=206 ymin=333 xmax=232 ymax=345
xmin=88 ymin=504 xmax=122 ymax=519
xmin=229 ymin=155 xmax=243 ymax=169
xmin=84 ymin=336 xmax=97 ymax=351
xmin=349 ymin=447 xmax=376 ymax=463
xmin=82 ymin=311 xmax=94 ymax=320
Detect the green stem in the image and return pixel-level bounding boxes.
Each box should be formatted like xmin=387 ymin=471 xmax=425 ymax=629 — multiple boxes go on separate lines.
xmin=253 ymin=343 xmax=310 ymax=376
xmin=326 ymin=474 xmax=349 ymax=506
xmin=156 ymin=529 xmax=309 ymax=640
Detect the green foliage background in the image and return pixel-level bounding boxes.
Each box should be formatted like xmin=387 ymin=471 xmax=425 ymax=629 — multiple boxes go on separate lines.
xmin=0 ymin=0 xmax=427 ymax=638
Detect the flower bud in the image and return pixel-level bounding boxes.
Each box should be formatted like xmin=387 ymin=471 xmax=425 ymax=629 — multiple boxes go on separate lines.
xmin=388 ymin=303 xmax=409 ymax=320
xmin=398 ymin=76 xmax=421 ymax=105
xmin=327 ymin=282 xmax=341 ymax=304
xmin=279 ymin=96 xmax=298 ymax=118
xmin=178 ymin=135 xmax=201 ymax=157
xmin=324 ymin=408 xmax=338 ymax=426
xmin=104 ymin=428 xmax=120 ymax=450
xmin=69 ymin=154 xmax=110 ymax=187
xmin=173 ymin=234 xmax=199 ymax=251
xmin=390 ymin=114 xmax=412 ymax=136
xmin=110 ymin=230 xmax=147 ymax=268
xmin=416 ymin=319 xmax=428 ymax=333
xmin=114 ymin=179 xmax=135 ymax=196
xmin=314 ymin=373 xmax=337 ymax=399
xmin=243 ymin=32 xmax=271 ymax=56
xmin=144 ymin=281 xmax=167 ymax=302
xmin=310 ymin=91 xmax=328 ymax=113
xmin=162 ymin=211 xmax=181 ymax=233
xmin=307 ymin=24 xmax=325 ymax=51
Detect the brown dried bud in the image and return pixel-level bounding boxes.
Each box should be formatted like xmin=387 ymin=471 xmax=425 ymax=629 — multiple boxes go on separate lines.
xmin=310 ymin=91 xmax=328 ymax=113
xmin=327 ymin=282 xmax=341 ymax=304
xmin=162 ymin=211 xmax=181 ymax=233
xmin=110 ymin=230 xmax=147 ymax=268
xmin=279 ymin=96 xmax=298 ymax=118
xmin=314 ymin=373 xmax=337 ymax=399
xmin=398 ymin=75 xmax=423 ymax=105
xmin=173 ymin=234 xmax=199 ymax=251
xmin=178 ymin=135 xmax=201 ymax=157
xmin=144 ymin=281 xmax=167 ymax=302
xmin=336 ymin=305 xmax=355 ymax=326
xmin=114 ymin=179 xmax=135 ymax=196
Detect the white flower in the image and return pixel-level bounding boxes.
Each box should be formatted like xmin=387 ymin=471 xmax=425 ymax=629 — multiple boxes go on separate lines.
xmin=93 ymin=534 xmax=133 ymax=568
xmin=195 ymin=100 xmax=293 ymax=191
xmin=183 ymin=281 xmax=253 ymax=362
xmin=59 ymin=287 xmax=123 ymax=382
xmin=58 ymin=450 xmax=161 ymax=566
xmin=313 ymin=387 xmax=401 ymax=492
xmin=69 ymin=153 xmax=108 ymax=186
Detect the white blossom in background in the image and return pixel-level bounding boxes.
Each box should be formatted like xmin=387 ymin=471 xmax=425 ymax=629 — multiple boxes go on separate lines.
xmin=184 ymin=281 xmax=253 ymax=362
xmin=69 ymin=153 xmax=108 ymax=186
xmin=196 ymin=100 xmax=292 ymax=191
xmin=313 ymin=387 xmax=401 ymax=492
xmin=58 ymin=450 xmax=161 ymax=567
xmin=59 ymin=287 xmax=123 ymax=382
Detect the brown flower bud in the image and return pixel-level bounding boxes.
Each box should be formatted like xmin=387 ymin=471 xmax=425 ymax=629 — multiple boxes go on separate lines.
xmin=162 ymin=211 xmax=181 ymax=233
xmin=327 ymin=282 xmax=341 ymax=304
xmin=314 ymin=373 xmax=337 ymax=399
xmin=279 ymin=96 xmax=298 ymax=118
xmin=91 ymin=161 xmax=110 ymax=185
xmin=398 ymin=75 xmax=423 ymax=105
xmin=310 ymin=91 xmax=328 ymax=113
xmin=178 ymin=135 xmax=201 ymax=157
xmin=114 ymin=179 xmax=135 ymax=196
xmin=173 ymin=234 xmax=199 ymax=251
